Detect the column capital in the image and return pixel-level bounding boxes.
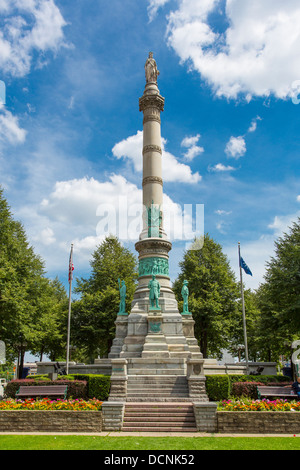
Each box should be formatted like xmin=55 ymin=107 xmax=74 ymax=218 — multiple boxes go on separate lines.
xmin=139 ymin=93 xmax=165 ymax=112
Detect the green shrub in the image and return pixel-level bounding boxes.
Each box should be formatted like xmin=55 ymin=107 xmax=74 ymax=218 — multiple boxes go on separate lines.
xmin=28 ymin=375 xmax=76 ymax=381
xmin=228 ymin=374 xmax=290 ymax=385
xmin=4 ymin=379 xmax=87 ymax=399
xmin=205 ymin=375 xmax=231 ymax=401
xmin=205 ymin=375 xmax=291 ymax=401
xmin=26 ymin=375 xmax=50 ymax=380
xmin=70 ymin=374 xmax=111 ymax=401
xmin=9 ymin=374 xmax=111 ymax=401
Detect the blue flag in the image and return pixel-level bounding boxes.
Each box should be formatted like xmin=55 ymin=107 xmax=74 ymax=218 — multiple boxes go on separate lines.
xmin=240 ymin=257 xmax=252 ymax=276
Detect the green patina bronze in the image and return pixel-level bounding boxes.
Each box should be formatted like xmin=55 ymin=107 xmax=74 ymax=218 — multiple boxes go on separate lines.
xmin=118 ymin=278 xmax=128 ymax=315
xmin=147 ymin=201 xmax=162 ymax=238
xmin=139 ymin=256 xmax=169 ymax=277
xmin=148 ymin=274 xmax=161 ymax=309
xmin=149 ymin=322 xmax=161 ymax=333
xmin=181 ymin=279 xmax=192 ymax=315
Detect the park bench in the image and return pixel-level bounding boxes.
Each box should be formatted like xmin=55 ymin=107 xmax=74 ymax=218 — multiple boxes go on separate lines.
xmin=16 ymin=385 xmax=68 ymax=400
xmin=257 ymin=385 xmax=297 ymax=400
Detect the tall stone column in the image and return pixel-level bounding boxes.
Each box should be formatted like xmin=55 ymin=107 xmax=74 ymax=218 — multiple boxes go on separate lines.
xmin=133 ymin=52 xmax=174 ymax=310
xmin=139 ymin=52 xmax=166 ymax=241
xmin=119 ymin=53 xmax=202 ymax=364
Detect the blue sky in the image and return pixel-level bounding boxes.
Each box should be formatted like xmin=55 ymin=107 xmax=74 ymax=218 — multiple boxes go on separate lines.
xmin=1 ymin=0 xmax=300 ymax=294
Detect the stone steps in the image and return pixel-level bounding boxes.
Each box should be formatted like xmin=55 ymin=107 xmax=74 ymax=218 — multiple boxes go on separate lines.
xmin=126 ymin=359 xmax=187 ymax=376
xmin=127 ymin=369 xmax=185 ymax=375
xmin=127 ymin=387 xmax=188 ymax=392
xmin=126 ymin=375 xmax=190 ymax=402
xmin=122 ymin=403 xmax=197 ymax=432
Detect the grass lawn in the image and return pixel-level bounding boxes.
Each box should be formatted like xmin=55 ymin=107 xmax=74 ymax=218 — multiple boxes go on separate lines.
xmin=0 ymin=435 xmax=300 ymax=450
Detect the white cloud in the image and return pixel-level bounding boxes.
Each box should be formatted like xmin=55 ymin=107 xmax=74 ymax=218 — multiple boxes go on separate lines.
xmin=216 ymin=221 xmax=227 ymax=234
xmin=112 ymin=130 xmax=202 ymax=183
xmin=147 ymin=0 xmax=171 ymax=22
xmin=215 ymin=209 xmax=232 ymax=234
xmin=21 ymin=173 xmax=198 ymax=272
xmin=0 ymin=0 xmax=67 ymax=77
xmin=40 ymin=175 xmax=141 ymax=227
xmin=23 ymin=175 xmax=143 ymax=268
xmin=248 ymin=116 xmax=262 ymax=133
xmin=164 ymin=0 xmax=300 ymax=100
xmin=0 ymin=107 xmax=26 ymax=144
xmin=215 ymin=209 xmax=232 ymax=216
xmin=225 ymin=136 xmax=246 ymax=159
xmin=112 ymin=131 xmax=143 ymax=172
xmin=268 ymin=212 xmax=300 ymax=237
xmin=209 ymin=163 xmax=236 ymax=172
xmin=33 ymin=227 xmax=56 ymax=246
xmin=296 ymin=195 xmax=300 ymax=202
xmin=219 ymin=115 xmax=260 ymax=165
xmin=181 ymin=134 xmax=200 ymax=148
xmin=181 ymin=133 xmax=204 ymax=161
xmin=224 ymin=236 xmax=275 ymax=290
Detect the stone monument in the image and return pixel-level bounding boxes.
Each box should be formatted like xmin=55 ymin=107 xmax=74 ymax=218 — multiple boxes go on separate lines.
xmin=38 ymin=53 xmax=218 ymax=431
xmin=106 ymin=52 xmax=209 ymax=408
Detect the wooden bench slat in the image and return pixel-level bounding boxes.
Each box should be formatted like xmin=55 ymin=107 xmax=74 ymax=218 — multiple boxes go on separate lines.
xmin=16 ymin=385 xmax=68 ymax=399
xmin=257 ymin=385 xmax=297 ymax=399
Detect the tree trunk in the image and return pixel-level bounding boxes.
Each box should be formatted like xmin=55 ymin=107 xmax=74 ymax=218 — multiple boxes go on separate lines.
xmin=18 ymin=349 xmax=25 ymax=379
xmin=200 ymin=333 xmax=208 ymax=359
xmin=39 ymin=346 xmax=44 ymax=362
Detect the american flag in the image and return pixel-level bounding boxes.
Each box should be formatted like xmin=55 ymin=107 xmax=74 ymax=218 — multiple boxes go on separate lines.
xmin=68 ymin=245 xmax=74 ymax=283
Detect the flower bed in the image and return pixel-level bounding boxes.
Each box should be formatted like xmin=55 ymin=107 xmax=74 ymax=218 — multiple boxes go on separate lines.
xmin=0 ymin=398 xmax=102 ymax=411
xmin=218 ymin=398 xmax=300 ymax=412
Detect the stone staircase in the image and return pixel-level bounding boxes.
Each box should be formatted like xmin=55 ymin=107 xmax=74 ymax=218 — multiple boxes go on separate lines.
xmin=126 ymin=375 xmax=190 ymax=402
xmin=126 ymin=357 xmax=187 ymax=376
xmin=122 ymin=402 xmax=197 ymax=432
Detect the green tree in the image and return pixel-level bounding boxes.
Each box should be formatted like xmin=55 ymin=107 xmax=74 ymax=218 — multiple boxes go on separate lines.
xmin=71 ymin=236 xmax=138 ymax=360
xmin=173 ymin=235 xmax=239 ymax=358
xmin=29 ymin=277 xmax=69 ymax=362
xmin=0 ymin=188 xmax=68 ymax=375
xmin=0 ymin=190 xmax=49 ymax=375
xmin=256 ymin=218 xmax=300 ymax=361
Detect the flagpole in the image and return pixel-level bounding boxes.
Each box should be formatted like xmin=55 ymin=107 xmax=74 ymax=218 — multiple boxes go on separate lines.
xmin=66 ymin=243 xmax=73 ymax=375
xmin=238 ymin=242 xmax=249 ymax=374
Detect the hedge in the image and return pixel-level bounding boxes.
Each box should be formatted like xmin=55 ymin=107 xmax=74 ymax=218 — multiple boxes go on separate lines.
xmin=205 ymin=375 xmax=291 ymax=401
xmin=4 ymin=379 xmax=88 ymax=399
xmin=26 ymin=374 xmax=111 ymax=401
xmin=206 ymin=375 xmax=231 ymax=401
xmin=70 ymin=374 xmax=111 ymax=401
xmin=8 ymin=373 xmax=289 ymax=402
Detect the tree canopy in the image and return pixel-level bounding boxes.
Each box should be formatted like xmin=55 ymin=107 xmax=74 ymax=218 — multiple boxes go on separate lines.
xmin=256 ymin=218 xmax=300 ymax=361
xmin=71 ymin=236 xmax=138 ymax=359
xmin=0 ymin=188 xmax=68 ymax=375
xmin=173 ymin=234 xmax=240 ymax=358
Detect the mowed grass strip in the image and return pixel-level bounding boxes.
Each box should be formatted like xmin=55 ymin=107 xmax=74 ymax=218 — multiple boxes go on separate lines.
xmin=0 ymin=435 xmax=300 ymax=450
